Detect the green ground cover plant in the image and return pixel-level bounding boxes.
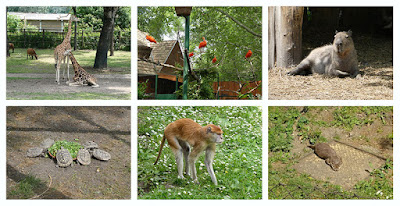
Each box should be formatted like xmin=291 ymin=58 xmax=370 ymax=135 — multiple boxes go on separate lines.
xmin=138 ymin=106 xmax=262 ymax=199
xmin=268 ymin=106 xmax=393 ymax=199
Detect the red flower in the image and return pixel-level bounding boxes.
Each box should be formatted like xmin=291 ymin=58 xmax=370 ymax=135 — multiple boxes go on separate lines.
xmin=189 ymin=52 xmax=194 ymax=57
xmin=212 ymin=56 xmax=217 ymax=63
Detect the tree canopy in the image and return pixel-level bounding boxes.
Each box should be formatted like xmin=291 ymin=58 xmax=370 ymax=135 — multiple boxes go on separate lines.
xmin=138 ymin=6 xmax=262 ymax=82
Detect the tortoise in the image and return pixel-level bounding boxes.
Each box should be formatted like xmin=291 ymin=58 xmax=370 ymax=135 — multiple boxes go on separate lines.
xmin=77 ymin=149 xmax=91 ymax=165
xmin=93 ymin=149 xmax=111 ymax=161
xmin=26 ymin=147 xmax=45 ymax=157
xmin=83 ymin=141 xmax=99 ymax=150
xmin=40 ymin=138 xmax=55 ymax=150
xmin=56 ymin=146 xmax=73 ymax=167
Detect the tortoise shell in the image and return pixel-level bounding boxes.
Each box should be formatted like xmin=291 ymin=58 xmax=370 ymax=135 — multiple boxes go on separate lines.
xmin=26 ymin=147 xmax=44 ymax=157
xmin=56 ymin=147 xmax=73 ymax=167
xmin=93 ymin=149 xmax=111 ymax=161
xmin=77 ymin=149 xmax=91 ymax=165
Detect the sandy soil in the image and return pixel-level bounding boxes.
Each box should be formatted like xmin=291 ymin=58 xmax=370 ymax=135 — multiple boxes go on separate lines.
xmin=269 ymin=35 xmax=393 ymax=100
xmin=7 ymin=73 xmax=131 ymax=99
xmin=271 ymin=107 xmax=393 ymax=190
xmin=6 ymin=106 xmax=131 ymax=199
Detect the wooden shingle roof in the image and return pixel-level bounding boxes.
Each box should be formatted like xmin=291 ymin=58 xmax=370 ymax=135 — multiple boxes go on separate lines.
xmin=138 ymin=30 xmax=183 ymax=77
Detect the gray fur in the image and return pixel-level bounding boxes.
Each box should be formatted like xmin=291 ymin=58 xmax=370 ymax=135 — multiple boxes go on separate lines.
xmin=308 ymin=143 xmax=342 ymax=171
xmin=288 ymin=31 xmax=359 ymax=78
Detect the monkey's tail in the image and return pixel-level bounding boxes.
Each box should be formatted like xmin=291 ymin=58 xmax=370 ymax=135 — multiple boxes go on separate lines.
xmin=154 ymin=135 xmax=166 ymax=165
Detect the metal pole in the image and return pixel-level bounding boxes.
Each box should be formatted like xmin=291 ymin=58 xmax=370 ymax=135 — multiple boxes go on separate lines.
xmin=182 ymin=15 xmax=190 ymax=100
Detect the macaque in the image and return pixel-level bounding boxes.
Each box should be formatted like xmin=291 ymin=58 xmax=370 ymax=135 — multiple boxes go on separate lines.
xmin=154 ymin=118 xmax=224 ymax=185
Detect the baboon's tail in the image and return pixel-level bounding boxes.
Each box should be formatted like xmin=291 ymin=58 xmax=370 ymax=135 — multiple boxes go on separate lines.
xmin=154 ymin=135 xmax=166 ymax=165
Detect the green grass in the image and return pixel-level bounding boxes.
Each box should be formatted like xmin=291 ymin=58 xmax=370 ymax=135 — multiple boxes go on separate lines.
xmin=268 ymin=106 xmax=393 ymax=199
xmin=7 ymin=48 xmax=131 ymax=74
xmin=138 ymin=106 xmax=262 ymax=199
xmin=7 ymin=92 xmax=131 ymax=100
xmin=7 ymin=175 xmax=44 ymax=199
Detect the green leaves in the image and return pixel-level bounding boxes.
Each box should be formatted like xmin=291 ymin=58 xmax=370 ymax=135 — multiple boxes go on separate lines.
xmin=47 ymin=140 xmax=83 ymax=159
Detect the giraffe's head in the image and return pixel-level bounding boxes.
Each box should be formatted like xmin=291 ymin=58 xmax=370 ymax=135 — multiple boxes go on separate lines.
xmin=64 ymin=50 xmax=72 ymax=56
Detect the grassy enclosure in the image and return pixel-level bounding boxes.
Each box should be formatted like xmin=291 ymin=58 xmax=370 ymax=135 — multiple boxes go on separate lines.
xmin=268 ymin=106 xmax=393 ymax=199
xmin=6 ymin=48 xmax=131 ymax=100
xmin=138 ymin=106 xmax=262 ymax=199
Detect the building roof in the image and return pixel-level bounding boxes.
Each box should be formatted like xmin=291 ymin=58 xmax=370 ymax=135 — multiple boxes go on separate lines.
xmin=138 ymin=30 xmax=183 ymax=77
xmin=8 ymin=12 xmax=78 ymax=21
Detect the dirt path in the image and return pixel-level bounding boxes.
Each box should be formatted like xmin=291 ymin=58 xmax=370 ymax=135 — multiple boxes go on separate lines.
xmin=6 ymin=107 xmax=131 ymax=199
xmin=7 ymin=73 xmax=131 ymax=99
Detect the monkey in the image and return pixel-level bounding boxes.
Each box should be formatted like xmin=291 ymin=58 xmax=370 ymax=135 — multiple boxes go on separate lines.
xmin=154 ymin=118 xmax=224 ymax=185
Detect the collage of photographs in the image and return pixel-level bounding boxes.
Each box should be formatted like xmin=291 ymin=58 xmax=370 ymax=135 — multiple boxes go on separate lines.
xmin=1 ymin=0 xmax=397 ymax=204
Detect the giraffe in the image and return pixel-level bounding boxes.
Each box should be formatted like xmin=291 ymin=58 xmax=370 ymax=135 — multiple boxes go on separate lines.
xmin=65 ymin=50 xmax=99 ymax=87
xmin=54 ymin=14 xmax=74 ymax=84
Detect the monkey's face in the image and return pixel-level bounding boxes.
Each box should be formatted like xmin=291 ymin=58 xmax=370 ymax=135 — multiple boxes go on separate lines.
xmin=212 ymin=133 xmax=224 ymax=144
xmin=206 ymin=125 xmax=224 ymax=144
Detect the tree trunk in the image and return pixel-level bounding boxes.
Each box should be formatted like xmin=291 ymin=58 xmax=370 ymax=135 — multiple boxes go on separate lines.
xmin=109 ymin=15 xmax=116 ymax=56
xmin=73 ymin=7 xmax=78 ymax=51
xmin=268 ymin=7 xmax=275 ymax=69
xmin=272 ymin=6 xmax=304 ymax=68
xmin=6 ymin=36 xmax=10 ymax=57
xmin=94 ymin=7 xmax=119 ymax=69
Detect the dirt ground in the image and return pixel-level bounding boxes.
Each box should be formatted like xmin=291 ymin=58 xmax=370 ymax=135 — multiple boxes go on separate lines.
xmin=269 ymin=35 xmax=393 ymax=100
xmin=273 ymin=107 xmax=393 ymax=190
xmin=7 ymin=73 xmax=131 ymax=99
xmin=6 ymin=107 xmax=131 ymax=199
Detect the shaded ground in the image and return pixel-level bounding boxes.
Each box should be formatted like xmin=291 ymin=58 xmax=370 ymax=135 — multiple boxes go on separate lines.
xmin=7 ymin=73 xmax=131 ymax=100
xmin=6 ymin=107 xmax=131 ymax=199
xmin=269 ymin=35 xmax=393 ymax=100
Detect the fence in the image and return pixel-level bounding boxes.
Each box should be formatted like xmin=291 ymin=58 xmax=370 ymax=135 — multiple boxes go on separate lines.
xmin=213 ymin=81 xmax=262 ymax=100
xmin=7 ymin=28 xmax=131 ymax=51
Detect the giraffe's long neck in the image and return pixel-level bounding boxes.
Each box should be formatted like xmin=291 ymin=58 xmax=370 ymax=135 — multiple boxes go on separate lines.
xmin=62 ymin=15 xmax=73 ymax=44
xmin=68 ymin=53 xmax=80 ymax=73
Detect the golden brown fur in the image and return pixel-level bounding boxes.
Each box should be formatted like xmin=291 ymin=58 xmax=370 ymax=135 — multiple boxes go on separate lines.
xmin=27 ymin=48 xmax=38 ymax=60
xmin=154 ymin=118 xmax=223 ymax=185
xmin=9 ymin=43 xmax=14 ymax=53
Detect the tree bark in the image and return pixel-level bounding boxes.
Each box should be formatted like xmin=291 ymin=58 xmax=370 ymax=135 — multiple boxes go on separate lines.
xmin=268 ymin=7 xmax=275 ymax=69
xmin=94 ymin=7 xmax=118 ymax=69
xmin=73 ymin=7 xmax=77 ymax=51
xmin=6 ymin=36 xmax=10 ymax=57
xmin=109 ymin=14 xmax=116 ymax=56
xmin=273 ymin=6 xmax=304 ymax=68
